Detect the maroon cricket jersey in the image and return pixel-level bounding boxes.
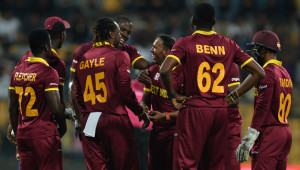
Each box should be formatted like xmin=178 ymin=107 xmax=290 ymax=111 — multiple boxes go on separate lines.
xmin=71 ymin=42 xmax=145 ymax=112
xmin=228 ymin=63 xmax=242 ymax=121
xmin=74 ymin=42 xmax=143 ymax=115
xmin=168 ymin=30 xmax=252 ymax=107
xmin=9 ymin=57 xmax=60 ymax=139
xmin=251 ymin=59 xmax=292 ymax=130
xmin=15 ymin=49 xmax=66 ymax=85
xmin=144 ymin=64 xmax=183 ymax=129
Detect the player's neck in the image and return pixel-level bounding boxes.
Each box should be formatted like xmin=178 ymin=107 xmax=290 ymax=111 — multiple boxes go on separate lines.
xmin=195 ymin=27 xmax=212 ymax=32
xmin=51 ymin=39 xmax=60 ymax=51
xmin=263 ymin=53 xmax=277 ymax=64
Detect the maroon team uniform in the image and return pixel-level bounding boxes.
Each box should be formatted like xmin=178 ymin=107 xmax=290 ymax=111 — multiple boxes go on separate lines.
xmin=9 ymin=57 xmax=62 ymax=170
xmin=144 ymin=64 xmax=183 ymax=170
xmin=226 ymin=64 xmax=242 ymax=170
xmin=16 ymin=49 xmax=66 ymax=86
xmin=73 ymin=42 xmax=144 ymax=170
xmin=251 ymin=59 xmax=292 ymax=170
xmin=70 ymin=42 xmax=145 ymax=113
xmin=168 ymin=30 xmax=252 ymax=170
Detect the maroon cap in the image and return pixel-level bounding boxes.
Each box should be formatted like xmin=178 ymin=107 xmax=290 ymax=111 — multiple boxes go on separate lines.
xmin=45 ymin=16 xmax=70 ymax=31
xmin=251 ymin=30 xmax=281 ymax=51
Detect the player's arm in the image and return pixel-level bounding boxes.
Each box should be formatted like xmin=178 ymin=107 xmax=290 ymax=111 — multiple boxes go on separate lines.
xmin=149 ymin=110 xmax=178 ymax=123
xmin=160 ymin=57 xmax=191 ymax=109
xmin=140 ymin=90 xmax=151 ymax=113
xmin=45 ymin=90 xmax=67 ymax=138
xmin=117 ymin=52 xmax=150 ymax=128
xmin=226 ymin=60 xmax=265 ymax=106
xmin=8 ymin=89 xmax=19 ymax=138
xmin=133 ymin=57 xmax=152 ymax=70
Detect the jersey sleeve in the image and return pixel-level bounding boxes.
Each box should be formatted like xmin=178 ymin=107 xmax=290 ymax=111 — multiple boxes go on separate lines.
xmin=116 ymin=51 xmax=144 ymax=116
xmin=123 ymin=44 xmax=144 ymax=68
xmin=251 ymin=69 xmax=275 ymax=131
xmin=56 ymin=60 xmax=67 ymax=86
xmin=70 ymin=50 xmax=80 ymax=73
xmin=43 ymin=68 xmax=60 ymax=92
xmin=233 ymin=42 xmax=253 ymax=68
xmin=9 ymin=70 xmax=16 ymax=90
xmin=228 ymin=64 xmax=240 ymax=87
xmin=167 ymin=38 xmax=186 ymax=64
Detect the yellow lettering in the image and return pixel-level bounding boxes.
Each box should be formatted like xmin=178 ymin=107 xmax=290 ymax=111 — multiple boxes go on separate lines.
xmin=210 ymin=46 xmax=217 ymax=55
xmin=80 ymin=61 xmax=84 ymax=70
xmin=95 ymin=59 xmax=100 ymax=67
xmin=204 ymin=45 xmax=210 ymax=54
xmin=100 ymin=57 xmax=105 ymax=66
xmin=32 ymin=73 xmax=36 ymax=82
xmin=196 ymin=45 xmax=203 ymax=53
xmin=85 ymin=60 xmax=89 ymax=69
xmin=89 ymin=59 xmax=95 ymax=68
xmin=218 ymin=46 xmax=225 ymax=55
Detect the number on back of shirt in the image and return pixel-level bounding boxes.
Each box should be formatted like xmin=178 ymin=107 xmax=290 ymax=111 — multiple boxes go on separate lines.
xmin=15 ymin=86 xmax=38 ymax=117
xmin=84 ymin=72 xmax=107 ymax=105
xmin=278 ymin=93 xmax=291 ymax=123
xmin=197 ymin=62 xmax=225 ymax=93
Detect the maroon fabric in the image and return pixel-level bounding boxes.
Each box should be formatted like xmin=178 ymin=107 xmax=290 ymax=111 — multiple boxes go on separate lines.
xmin=121 ymin=44 xmax=142 ymax=67
xmin=17 ymin=135 xmax=62 ymax=170
xmin=251 ymin=126 xmax=292 ymax=170
xmin=148 ymin=127 xmax=175 ymax=170
xmin=169 ymin=32 xmax=251 ymax=107
xmin=11 ymin=58 xmax=59 ymax=139
xmin=74 ymin=44 xmax=143 ymax=115
xmin=251 ymin=61 xmax=292 ymax=130
xmin=173 ymin=107 xmax=228 ymax=170
xmin=81 ymin=112 xmax=138 ymax=170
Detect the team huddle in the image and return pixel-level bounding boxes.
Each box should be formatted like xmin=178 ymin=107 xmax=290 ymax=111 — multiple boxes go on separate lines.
xmin=7 ymin=2 xmax=293 ymax=170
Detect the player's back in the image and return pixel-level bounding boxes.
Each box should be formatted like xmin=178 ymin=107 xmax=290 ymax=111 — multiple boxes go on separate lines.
xmin=11 ymin=57 xmax=60 ymax=139
xmin=76 ymin=44 xmax=130 ymax=115
xmin=170 ymin=31 xmax=251 ymax=107
xmin=254 ymin=60 xmax=293 ymax=126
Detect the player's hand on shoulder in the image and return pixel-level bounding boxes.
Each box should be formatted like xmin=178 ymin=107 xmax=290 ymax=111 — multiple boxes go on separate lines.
xmin=149 ymin=111 xmax=165 ymax=123
xmin=171 ymin=94 xmax=192 ymax=110
xmin=138 ymin=69 xmax=152 ymax=85
xmin=7 ymin=124 xmax=17 ymax=144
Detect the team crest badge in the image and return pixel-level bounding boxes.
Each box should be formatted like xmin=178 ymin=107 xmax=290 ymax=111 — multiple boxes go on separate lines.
xmin=154 ymin=73 xmax=160 ymax=80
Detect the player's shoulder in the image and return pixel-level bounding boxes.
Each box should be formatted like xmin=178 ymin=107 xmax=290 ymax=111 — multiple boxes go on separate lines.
xmin=122 ymin=44 xmax=136 ymax=50
xmin=75 ymin=41 xmax=93 ymax=55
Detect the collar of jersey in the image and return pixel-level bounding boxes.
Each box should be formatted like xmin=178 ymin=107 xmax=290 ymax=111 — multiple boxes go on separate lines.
xmin=93 ymin=41 xmax=114 ymax=47
xmin=27 ymin=57 xmax=49 ymax=66
xmin=263 ymin=59 xmax=282 ymax=68
xmin=51 ymin=48 xmax=59 ymax=58
xmin=193 ymin=30 xmax=216 ymax=35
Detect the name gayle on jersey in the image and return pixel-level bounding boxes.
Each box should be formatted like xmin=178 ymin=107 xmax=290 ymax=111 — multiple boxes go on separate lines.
xmin=79 ymin=57 xmax=105 ymax=70
xmin=14 ymin=72 xmax=37 ymax=82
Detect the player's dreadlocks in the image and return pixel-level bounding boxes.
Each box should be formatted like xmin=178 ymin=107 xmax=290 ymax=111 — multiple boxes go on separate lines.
xmin=93 ymin=17 xmax=118 ymax=42
xmin=28 ymin=28 xmax=50 ymax=56
xmin=158 ymin=34 xmax=176 ymax=50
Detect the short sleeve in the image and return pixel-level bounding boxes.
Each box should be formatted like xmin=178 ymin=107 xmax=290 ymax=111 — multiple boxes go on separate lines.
xmin=123 ymin=44 xmax=144 ymax=68
xmin=167 ymin=38 xmax=186 ymax=64
xmin=56 ymin=60 xmax=67 ymax=85
xmin=228 ymin=63 xmax=240 ymax=87
xmin=9 ymin=70 xmax=16 ymax=90
xmin=233 ymin=42 xmax=253 ymax=68
xmin=43 ymin=68 xmax=60 ymax=91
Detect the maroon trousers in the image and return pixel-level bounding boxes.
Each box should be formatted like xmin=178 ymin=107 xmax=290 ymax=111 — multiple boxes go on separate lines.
xmin=81 ymin=112 xmax=139 ymax=170
xmin=173 ymin=107 xmax=228 ymax=170
xmin=251 ymin=126 xmax=292 ymax=170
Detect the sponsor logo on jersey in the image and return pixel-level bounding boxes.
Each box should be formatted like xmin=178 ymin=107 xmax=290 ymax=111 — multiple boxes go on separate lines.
xmin=50 ymin=83 xmax=59 ymax=86
xmin=154 ymin=73 xmax=160 ymax=80
xmin=259 ymin=85 xmax=267 ymax=90
xmin=73 ymin=59 xmax=78 ymax=63
xmin=127 ymin=69 xmax=130 ymax=73
xmin=231 ymin=77 xmax=240 ymax=82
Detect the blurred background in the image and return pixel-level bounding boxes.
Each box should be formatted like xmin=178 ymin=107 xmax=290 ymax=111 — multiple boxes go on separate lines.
xmin=0 ymin=0 xmax=299 ymax=169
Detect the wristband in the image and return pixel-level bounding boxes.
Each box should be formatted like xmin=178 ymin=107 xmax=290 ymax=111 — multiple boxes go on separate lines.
xmin=165 ymin=112 xmax=171 ymax=120
xmin=168 ymin=92 xmax=177 ymax=99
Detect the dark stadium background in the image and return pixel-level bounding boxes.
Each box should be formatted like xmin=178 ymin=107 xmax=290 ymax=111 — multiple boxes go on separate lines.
xmin=0 ymin=0 xmax=299 ymax=169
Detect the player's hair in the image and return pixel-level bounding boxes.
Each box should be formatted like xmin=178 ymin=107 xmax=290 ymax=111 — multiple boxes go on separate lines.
xmin=193 ymin=3 xmax=215 ymax=29
xmin=28 ymin=28 xmax=50 ymax=56
xmin=158 ymin=34 xmax=176 ymax=50
xmin=114 ymin=15 xmax=132 ymax=24
xmin=93 ymin=17 xmax=118 ymax=42
xmin=48 ymin=22 xmax=65 ymax=39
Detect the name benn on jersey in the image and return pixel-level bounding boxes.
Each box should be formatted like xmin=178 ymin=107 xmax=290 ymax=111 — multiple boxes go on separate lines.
xmin=196 ymin=45 xmax=225 ymax=55
xmin=149 ymin=84 xmax=168 ymax=98
xmin=279 ymin=78 xmax=293 ymax=88
xmin=14 ymin=72 xmax=36 ymax=82
xmin=80 ymin=57 xmax=105 ymax=70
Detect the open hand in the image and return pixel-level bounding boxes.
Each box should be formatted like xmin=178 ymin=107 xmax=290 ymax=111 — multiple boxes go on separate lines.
xmin=138 ymin=69 xmax=152 ymax=85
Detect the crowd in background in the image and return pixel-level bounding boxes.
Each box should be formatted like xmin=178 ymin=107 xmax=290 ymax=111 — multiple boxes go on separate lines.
xmin=0 ymin=0 xmax=300 ymax=168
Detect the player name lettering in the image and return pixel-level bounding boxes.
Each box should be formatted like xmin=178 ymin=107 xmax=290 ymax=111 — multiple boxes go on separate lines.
xmin=196 ymin=45 xmax=225 ymax=55
xmin=14 ymin=72 xmax=37 ymax=82
xmin=80 ymin=57 xmax=105 ymax=70
xmin=279 ymin=78 xmax=293 ymax=88
xmin=150 ymin=84 xmax=168 ymax=98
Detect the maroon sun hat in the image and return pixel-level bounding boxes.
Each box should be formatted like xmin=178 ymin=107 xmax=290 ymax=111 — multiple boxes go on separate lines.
xmin=44 ymin=16 xmax=70 ymax=31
